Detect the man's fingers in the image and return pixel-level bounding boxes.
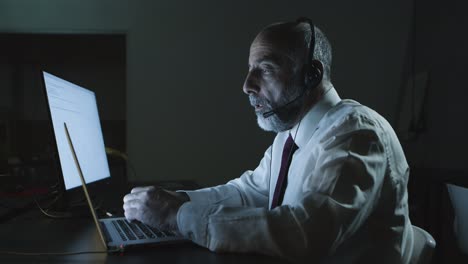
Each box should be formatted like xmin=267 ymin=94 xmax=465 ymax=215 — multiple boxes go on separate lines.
xmin=123 ymin=199 xmax=142 ymax=210
xmin=130 ymin=186 xmax=154 ymax=193
xmin=124 ymin=191 xmax=152 ymax=203
xmin=124 ymin=208 xmax=138 ymax=221
xmin=123 ymin=193 xmax=137 ymax=203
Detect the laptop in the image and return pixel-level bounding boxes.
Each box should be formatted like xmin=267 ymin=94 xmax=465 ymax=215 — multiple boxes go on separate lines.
xmin=42 ymin=71 xmax=188 ymax=251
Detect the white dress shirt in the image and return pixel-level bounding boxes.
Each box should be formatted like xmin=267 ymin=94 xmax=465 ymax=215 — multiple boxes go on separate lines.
xmin=177 ymin=88 xmax=414 ymax=263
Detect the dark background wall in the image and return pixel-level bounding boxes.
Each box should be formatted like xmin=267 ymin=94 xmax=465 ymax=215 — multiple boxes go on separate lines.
xmin=402 ymin=0 xmax=468 ymax=170
xmin=400 ymin=2 xmax=468 ymax=261
xmin=2 ymin=0 xmax=468 ymax=262
xmin=0 ymin=0 xmax=413 ymax=187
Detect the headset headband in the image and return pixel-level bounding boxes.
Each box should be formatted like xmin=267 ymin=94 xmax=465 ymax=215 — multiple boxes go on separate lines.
xmin=296 ymin=17 xmax=315 ymax=71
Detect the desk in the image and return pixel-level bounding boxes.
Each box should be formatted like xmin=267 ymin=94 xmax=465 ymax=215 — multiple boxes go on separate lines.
xmin=0 ymin=208 xmax=288 ymax=264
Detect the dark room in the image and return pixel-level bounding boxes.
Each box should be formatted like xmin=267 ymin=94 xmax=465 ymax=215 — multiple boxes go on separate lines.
xmin=0 ymin=0 xmax=467 ymax=263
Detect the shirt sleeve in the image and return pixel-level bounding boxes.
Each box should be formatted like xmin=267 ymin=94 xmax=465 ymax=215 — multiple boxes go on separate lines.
xmin=177 ymin=113 xmax=388 ymax=262
xmin=182 ymin=145 xmax=272 ymax=208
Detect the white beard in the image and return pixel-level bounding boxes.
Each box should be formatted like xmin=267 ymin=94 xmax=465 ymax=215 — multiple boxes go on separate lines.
xmin=256 ymin=111 xmax=295 ymax=133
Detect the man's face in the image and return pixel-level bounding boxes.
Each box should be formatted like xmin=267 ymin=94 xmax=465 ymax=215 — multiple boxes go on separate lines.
xmin=243 ymin=33 xmax=304 ymax=132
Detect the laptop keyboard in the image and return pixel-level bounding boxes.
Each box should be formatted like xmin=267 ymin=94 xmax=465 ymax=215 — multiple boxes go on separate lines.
xmin=134 ymin=221 xmax=156 ymax=238
xmin=112 ymin=220 xmax=130 ymax=241
xmin=110 ymin=219 xmax=176 ymax=241
xmin=126 ymin=220 xmax=146 ymax=239
xmin=116 ymin=219 xmax=137 ymax=240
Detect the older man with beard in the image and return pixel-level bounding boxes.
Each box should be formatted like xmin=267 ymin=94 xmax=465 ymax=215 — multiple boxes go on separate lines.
xmin=123 ymin=18 xmax=414 ymax=263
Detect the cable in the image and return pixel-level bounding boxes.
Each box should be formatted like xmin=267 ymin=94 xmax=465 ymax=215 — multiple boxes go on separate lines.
xmin=35 ymin=197 xmax=72 ymax=219
xmin=105 ymin=147 xmax=137 ymax=178
xmin=0 ymin=248 xmax=122 ymax=256
xmin=35 ymin=196 xmax=103 ymax=219
xmin=126 ymin=159 xmax=137 ymax=179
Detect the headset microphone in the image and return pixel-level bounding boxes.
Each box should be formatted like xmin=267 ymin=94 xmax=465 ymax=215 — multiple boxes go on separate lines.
xmin=262 ymin=90 xmax=307 ymax=118
xmin=262 ymin=17 xmax=322 ymax=119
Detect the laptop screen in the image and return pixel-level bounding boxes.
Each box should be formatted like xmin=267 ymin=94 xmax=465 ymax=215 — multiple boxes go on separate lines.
xmin=43 ymin=71 xmax=110 ymax=190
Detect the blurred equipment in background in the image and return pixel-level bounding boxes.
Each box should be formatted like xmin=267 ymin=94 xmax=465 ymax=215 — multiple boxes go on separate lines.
xmin=447 ymin=183 xmax=468 ymax=256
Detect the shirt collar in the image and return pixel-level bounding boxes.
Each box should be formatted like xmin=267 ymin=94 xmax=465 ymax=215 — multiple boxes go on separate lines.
xmin=289 ymin=87 xmax=341 ymax=148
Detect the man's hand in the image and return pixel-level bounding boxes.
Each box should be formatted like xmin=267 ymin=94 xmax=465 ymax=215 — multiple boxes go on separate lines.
xmin=123 ymin=186 xmax=190 ymax=232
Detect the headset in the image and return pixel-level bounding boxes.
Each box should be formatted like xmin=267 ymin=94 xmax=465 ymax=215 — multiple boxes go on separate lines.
xmin=296 ymin=17 xmax=323 ymax=92
xmin=262 ymin=17 xmax=323 ymax=118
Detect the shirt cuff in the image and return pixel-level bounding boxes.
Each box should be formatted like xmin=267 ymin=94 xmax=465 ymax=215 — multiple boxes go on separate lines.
xmin=177 ymin=201 xmax=211 ymax=247
xmin=182 ymin=190 xmax=210 ymax=203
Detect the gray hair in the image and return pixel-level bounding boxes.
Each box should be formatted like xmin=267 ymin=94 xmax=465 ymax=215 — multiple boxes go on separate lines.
xmin=295 ymin=22 xmax=333 ymax=81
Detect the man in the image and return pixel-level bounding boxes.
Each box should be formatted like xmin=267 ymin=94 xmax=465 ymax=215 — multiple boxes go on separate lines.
xmin=123 ymin=18 xmax=414 ymax=263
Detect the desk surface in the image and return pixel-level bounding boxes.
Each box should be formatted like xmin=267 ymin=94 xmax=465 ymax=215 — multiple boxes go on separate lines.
xmin=0 ymin=207 xmax=287 ymax=264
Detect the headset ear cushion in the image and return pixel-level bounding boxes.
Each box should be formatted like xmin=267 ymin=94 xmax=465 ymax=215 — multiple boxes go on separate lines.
xmin=307 ymin=65 xmax=322 ymax=89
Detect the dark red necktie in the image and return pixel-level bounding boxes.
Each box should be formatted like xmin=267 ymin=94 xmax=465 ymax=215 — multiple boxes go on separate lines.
xmin=271 ymin=134 xmax=298 ymax=209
